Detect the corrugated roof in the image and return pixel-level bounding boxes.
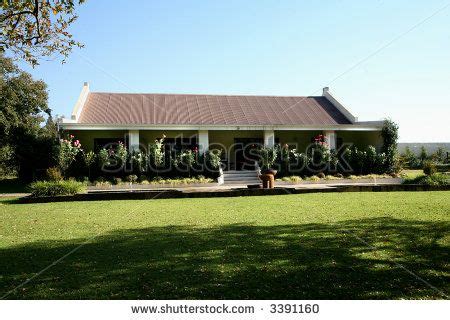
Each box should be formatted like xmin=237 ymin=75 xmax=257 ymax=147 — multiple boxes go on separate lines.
xmin=77 ymin=93 xmax=352 ymax=125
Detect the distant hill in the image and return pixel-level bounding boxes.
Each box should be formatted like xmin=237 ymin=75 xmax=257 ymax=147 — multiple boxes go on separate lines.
xmin=398 ymin=143 xmax=450 ymax=155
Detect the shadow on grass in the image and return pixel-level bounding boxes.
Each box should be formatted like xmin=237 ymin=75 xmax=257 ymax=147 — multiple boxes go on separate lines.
xmin=1 ymin=218 xmax=449 ymax=299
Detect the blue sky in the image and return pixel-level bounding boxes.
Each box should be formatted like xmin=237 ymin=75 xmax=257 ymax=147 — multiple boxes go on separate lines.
xmin=18 ymin=0 xmax=450 ymax=142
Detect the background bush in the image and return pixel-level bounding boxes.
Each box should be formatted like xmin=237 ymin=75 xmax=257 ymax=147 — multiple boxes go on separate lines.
xmin=28 ymin=180 xmax=86 ymax=197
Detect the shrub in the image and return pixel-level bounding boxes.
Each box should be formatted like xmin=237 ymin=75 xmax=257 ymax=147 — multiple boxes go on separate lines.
xmin=281 ymin=176 xmax=302 ymax=183
xmin=403 ymin=174 xmax=448 ymax=186
xmin=112 ymin=177 xmax=123 ymax=185
xmin=257 ymin=146 xmax=278 ymax=171
xmin=307 ymin=175 xmax=320 ymax=182
xmin=140 ymin=180 xmax=150 ymax=185
xmin=381 ymin=119 xmax=400 ymax=173
xmin=205 ymin=149 xmax=222 ymax=170
xmin=317 ymin=172 xmax=326 ymax=179
xmin=138 ymin=174 xmax=148 ymax=182
xmin=335 ymin=173 xmax=344 ymax=178
xmin=125 ymin=174 xmax=138 ymax=183
xmin=28 ymin=180 xmax=85 ymax=197
xmin=46 ymin=167 xmax=63 ymax=181
xmin=94 ymin=181 xmax=111 ymax=187
xmin=57 ymin=135 xmax=82 ymax=175
xmin=423 ymin=161 xmax=436 ymax=176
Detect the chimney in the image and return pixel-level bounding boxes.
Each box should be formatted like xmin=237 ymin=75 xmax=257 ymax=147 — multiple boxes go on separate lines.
xmin=322 ymin=87 xmax=329 ymax=95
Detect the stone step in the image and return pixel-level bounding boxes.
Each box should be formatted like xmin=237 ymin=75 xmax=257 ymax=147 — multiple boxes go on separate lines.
xmin=224 ymin=175 xmax=259 ymax=181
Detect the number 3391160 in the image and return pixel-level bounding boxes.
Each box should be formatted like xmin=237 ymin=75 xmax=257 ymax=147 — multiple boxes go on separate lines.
xmin=270 ymin=303 xmax=319 ymax=314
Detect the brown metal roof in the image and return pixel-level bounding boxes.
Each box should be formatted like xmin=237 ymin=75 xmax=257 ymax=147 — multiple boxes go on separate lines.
xmin=78 ymin=93 xmax=352 ymax=125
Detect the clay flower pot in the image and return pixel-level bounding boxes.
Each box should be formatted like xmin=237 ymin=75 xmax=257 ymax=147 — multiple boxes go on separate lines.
xmin=261 ymin=169 xmax=277 ymax=176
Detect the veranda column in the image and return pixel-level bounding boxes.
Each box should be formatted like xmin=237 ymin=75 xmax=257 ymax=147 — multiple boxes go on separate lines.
xmin=198 ymin=130 xmax=209 ymax=153
xmin=324 ymin=130 xmax=336 ymax=150
xmin=128 ymin=130 xmax=140 ymax=151
xmin=264 ymin=130 xmax=275 ymax=147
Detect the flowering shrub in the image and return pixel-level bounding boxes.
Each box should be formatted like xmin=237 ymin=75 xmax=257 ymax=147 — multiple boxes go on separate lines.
xmin=179 ymin=149 xmax=196 ymax=176
xmin=205 ymin=149 xmax=222 ymax=169
xmin=149 ymin=135 xmax=165 ymax=169
xmin=83 ymin=151 xmax=96 ymax=180
xmin=307 ymin=135 xmax=331 ymax=172
xmin=57 ymin=135 xmax=82 ymax=175
xmin=97 ymin=141 xmax=128 ymax=170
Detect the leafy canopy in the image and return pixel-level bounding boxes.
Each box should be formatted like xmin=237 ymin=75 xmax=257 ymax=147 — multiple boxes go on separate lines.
xmin=1 ymin=0 xmax=85 ymax=66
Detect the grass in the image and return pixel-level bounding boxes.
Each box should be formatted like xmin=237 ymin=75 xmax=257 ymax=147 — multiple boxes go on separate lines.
xmin=401 ymin=169 xmax=425 ymax=179
xmin=0 ymin=192 xmax=449 ymax=299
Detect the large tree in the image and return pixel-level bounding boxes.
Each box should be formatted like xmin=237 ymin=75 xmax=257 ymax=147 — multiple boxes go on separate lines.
xmin=0 ymin=0 xmax=85 ymax=66
xmin=0 ymin=53 xmax=57 ymax=180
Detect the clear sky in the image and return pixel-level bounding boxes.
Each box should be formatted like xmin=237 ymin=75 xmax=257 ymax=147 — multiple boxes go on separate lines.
xmin=17 ymin=0 xmax=450 ymax=142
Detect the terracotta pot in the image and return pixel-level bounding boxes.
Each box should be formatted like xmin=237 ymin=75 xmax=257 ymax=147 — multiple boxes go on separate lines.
xmin=262 ymin=169 xmax=277 ymax=176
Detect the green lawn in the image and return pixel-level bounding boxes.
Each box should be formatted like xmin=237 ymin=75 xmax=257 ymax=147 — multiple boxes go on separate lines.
xmin=1 ymin=192 xmax=449 ymax=299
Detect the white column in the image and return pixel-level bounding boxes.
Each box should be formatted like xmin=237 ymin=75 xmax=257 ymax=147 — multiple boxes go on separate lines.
xmin=128 ymin=130 xmax=140 ymax=151
xmin=324 ymin=130 xmax=336 ymax=150
xmin=198 ymin=130 xmax=209 ymax=154
xmin=264 ymin=130 xmax=275 ymax=147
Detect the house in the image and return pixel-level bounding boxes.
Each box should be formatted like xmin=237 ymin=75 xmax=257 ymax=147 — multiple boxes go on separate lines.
xmin=60 ymin=83 xmax=384 ymax=170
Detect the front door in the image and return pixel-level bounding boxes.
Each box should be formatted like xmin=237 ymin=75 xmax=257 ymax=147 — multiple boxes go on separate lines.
xmin=234 ymin=138 xmax=263 ymax=170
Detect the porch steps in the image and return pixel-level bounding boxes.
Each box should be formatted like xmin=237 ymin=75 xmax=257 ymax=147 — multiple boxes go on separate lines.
xmin=223 ymin=170 xmax=260 ymax=185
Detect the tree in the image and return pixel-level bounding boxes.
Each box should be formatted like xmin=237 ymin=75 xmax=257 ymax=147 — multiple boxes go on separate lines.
xmin=381 ymin=119 xmax=400 ymax=173
xmin=1 ymin=0 xmax=85 ymax=66
xmin=0 ymin=53 xmax=57 ymax=180
xmin=419 ymin=146 xmax=428 ymax=164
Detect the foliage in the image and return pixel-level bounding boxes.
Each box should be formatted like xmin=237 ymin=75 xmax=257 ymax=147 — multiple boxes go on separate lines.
xmin=97 ymin=148 xmax=110 ymax=168
xmin=422 ymin=161 xmax=436 ymax=176
xmin=125 ymin=174 xmax=138 ymax=183
xmin=112 ymin=177 xmax=122 ymax=185
xmin=381 ymin=119 xmax=400 ymax=173
xmin=148 ymin=135 xmax=165 ymax=169
xmin=83 ymin=151 xmax=95 ymax=168
xmin=402 ymin=147 xmax=421 ymax=169
xmin=419 ymin=146 xmax=428 ymax=164
xmin=343 ymin=145 xmax=387 ymax=175
xmin=432 ymin=147 xmax=447 ymax=163
xmin=0 ymin=145 xmax=15 ymax=176
xmin=0 ymin=54 xmax=57 ymax=181
xmin=178 ymin=149 xmax=196 ymax=177
xmin=28 ymin=179 xmax=85 ymax=197
xmin=257 ymin=146 xmax=277 ymax=170
xmin=402 ymin=173 xmax=448 ymax=186
xmin=45 ymin=167 xmax=62 ymax=181
xmin=83 ymin=150 xmax=95 ymax=180
xmin=130 ymin=151 xmax=147 ymax=173
xmin=57 ymin=134 xmax=81 ymax=174
xmin=307 ymin=135 xmax=331 ymax=171
xmin=205 ymin=149 xmax=222 ymax=170
xmin=97 ymin=142 xmax=128 ymax=170
xmin=0 ymin=0 xmax=86 ymax=66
